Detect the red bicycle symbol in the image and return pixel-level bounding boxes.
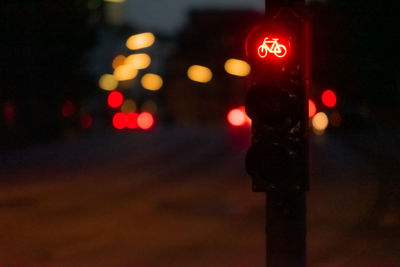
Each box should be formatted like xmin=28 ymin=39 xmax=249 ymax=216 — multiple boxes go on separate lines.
xmin=258 ymin=37 xmax=287 ymax=58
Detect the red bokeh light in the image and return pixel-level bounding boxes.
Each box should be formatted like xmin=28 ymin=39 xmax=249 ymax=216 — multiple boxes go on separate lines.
xmin=3 ymin=102 xmax=16 ymax=124
xmin=321 ymin=90 xmax=336 ymax=107
xmin=227 ymin=108 xmax=246 ymax=126
xmin=107 ymin=91 xmax=123 ymax=108
xmin=239 ymin=106 xmax=252 ymax=126
xmin=308 ymin=99 xmax=317 ymax=118
xmin=126 ymin=112 xmax=138 ymax=129
xmin=80 ymin=112 xmax=93 ymax=129
xmin=137 ymin=112 xmax=154 ymax=130
xmin=61 ymin=100 xmax=75 ymax=118
xmin=112 ymin=112 xmax=126 ymax=129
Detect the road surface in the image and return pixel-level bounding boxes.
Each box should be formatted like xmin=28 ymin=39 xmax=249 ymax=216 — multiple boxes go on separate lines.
xmin=1 ymin=126 xmax=399 ymax=266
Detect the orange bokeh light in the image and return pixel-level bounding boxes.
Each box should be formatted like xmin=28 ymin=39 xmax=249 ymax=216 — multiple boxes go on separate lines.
xmin=227 ymin=108 xmax=246 ymax=126
xmin=137 ymin=112 xmax=154 ymax=130
xmin=309 ymin=99 xmax=317 ymax=118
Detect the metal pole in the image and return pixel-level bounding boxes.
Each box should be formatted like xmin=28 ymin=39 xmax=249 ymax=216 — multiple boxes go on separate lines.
xmin=263 ymin=0 xmax=307 ymax=266
xmin=266 ymin=193 xmax=306 ymax=266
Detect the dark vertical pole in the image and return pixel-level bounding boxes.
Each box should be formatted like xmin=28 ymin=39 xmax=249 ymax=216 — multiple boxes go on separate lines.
xmin=263 ymin=0 xmax=307 ymax=266
xmin=266 ymin=193 xmax=306 ymax=266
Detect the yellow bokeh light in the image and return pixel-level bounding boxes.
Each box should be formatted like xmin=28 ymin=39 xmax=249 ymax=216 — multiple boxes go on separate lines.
xmin=126 ymin=32 xmax=155 ymax=50
xmin=187 ymin=65 xmax=212 ymax=83
xmin=312 ymin=112 xmax=329 ymax=131
xmin=125 ymin=53 xmax=151 ymax=69
xmin=112 ymin=55 xmax=126 ymax=69
xmin=141 ymin=100 xmax=158 ymax=114
xmin=224 ymin=58 xmax=251 ymax=77
xmin=141 ymin=73 xmax=163 ymax=91
xmin=121 ymin=99 xmax=137 ymax=113
xmin=104 ymin=0 xmax=125 ymax=3
xmin=99 ymin=74 xmax=118 ymax=91
xmin=113 ymin=65 xmax=138 ymax=81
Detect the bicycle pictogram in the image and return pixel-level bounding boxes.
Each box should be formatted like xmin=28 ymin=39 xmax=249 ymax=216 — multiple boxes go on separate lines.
xmin=258 ymin=37 xmax=287 ymax=58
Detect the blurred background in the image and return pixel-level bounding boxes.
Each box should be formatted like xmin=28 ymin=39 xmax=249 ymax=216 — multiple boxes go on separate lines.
xmin=0 ymin=0 xmax=399 ymax=265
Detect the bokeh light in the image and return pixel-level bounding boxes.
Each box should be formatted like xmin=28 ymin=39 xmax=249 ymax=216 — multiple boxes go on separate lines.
xmin=125 ymin=53 xmax=151 ymax=69
xmin=112 ymin=55 xmax=126 ymax=69
xmin=107 ymin=91 xmax=123 ymax=108
xmin=61 ymin=100 xmax=75 ymax=118
xmin=239 ymin=105 xmax=252 ymax=125
xmin=137 ymin=112 xmax=154 ymax=130
xmin=141 ymin=73 xmax=163 ymax=91
xmin=126 ymin=112 xmax=138 ymax=129
xmin=309 ymin=99 xmax=317 ymax=118
xmin=312 ymin=112 xmax=329 ymax=132
xmin=126 ymin=32 xmax=155 ymax=50
xmin=99 ymin=74 xmax=118 ymax=91
xmin=329 ymin=111 xmax=342 ymax=127
xmin=113 ymin=65 xmax=138 ymax=81
xmin=80 ymin=112 xmax=93 ymax=129
xmin=3 ymin=102 xmax=16 ymax=124
xmin=112 ymin=112 xmax=126 ymax=129
xmin=322 ymin=89 xmax=337 ymax=107
xmin=227 ymin=108 xmax=246 ymax=126
xmin=141 ymin=100 xmax=158 ymax=114
xmin=187 ymin=65 xmax=213 ymax=83
xmin=121 ymin=99 xmax=137 ymax=113
xmin=224 ymin=58 xmax=251 ymax=77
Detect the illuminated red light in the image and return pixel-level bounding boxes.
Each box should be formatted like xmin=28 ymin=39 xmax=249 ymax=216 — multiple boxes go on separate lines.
xmin=258 ymin=37 xmax=287 ymax=58
xmin=126 ymin=112 xmax=138 ymax=129
xmin=308 ymin=99 xmax=317 ymax=118
xmin=61 ymin=100 xmax=75 ymax=118
xmin=137 ymin=112 xmax=154 ymax=130
xmin=227 ymin=108 xmax=246 ymax=126
xmin=107 ymin=91 xmax=123 ymax=108
xmin=112 ymin=112 xmax=126 ymax=129
xmin=321 ymin=90 xmax=337 ymax=107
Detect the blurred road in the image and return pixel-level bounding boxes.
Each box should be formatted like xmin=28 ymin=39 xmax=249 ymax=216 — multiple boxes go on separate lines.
xmin=1 ymin=127 xmax=399 ymax=266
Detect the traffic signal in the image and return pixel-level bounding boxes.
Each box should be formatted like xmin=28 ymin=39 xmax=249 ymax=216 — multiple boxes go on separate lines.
xmin=244 ymin=17 xmax=308 ymax=193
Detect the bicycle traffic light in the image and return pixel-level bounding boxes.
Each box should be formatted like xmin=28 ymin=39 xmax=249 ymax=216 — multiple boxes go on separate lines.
xmin=244 ymin=17 xmax=308 ymax=192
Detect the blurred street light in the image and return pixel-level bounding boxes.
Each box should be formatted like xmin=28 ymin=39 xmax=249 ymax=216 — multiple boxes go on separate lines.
xmin=322 ymin=89 xmax=337 ymax=107
xmin=113 ymin=65 xmax=138 ymax=81
xmin=312 ymin=112 xmax=328 ymax=132
xmin=107 ymin=91 xmax=124 ymax=108
xmin=125 ymin=53 xmax=151 ymax=69
xmin=126 ymin=32 xmax=155 ymax=50
xmin=308 ymin=99 xmax=317 ymax=118
xmin=141 ymin=74 xmax=163 ymax=91
xmin=141 ymin=100 xmax=158 ymax=114
xmin=224 ymin=58 xmax=251 ymax=77
xmin=104 ymin=0 xmax=125 ymax=3
xmin=187 ymin=65 xmax=212 ymax=83
xmin=99 ymin=74 xmax=118 ymax=91
xmin=112 ymin=55 xmax=126 ymax=69
xmin=137 ymin=112 xmax=154 ymax=130
xmin=121 ymin=99 xmax=137 ymax=113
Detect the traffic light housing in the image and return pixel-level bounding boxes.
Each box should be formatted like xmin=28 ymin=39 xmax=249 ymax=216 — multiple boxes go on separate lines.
xmin=244 ymin=17 xmax=308 ymax=193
